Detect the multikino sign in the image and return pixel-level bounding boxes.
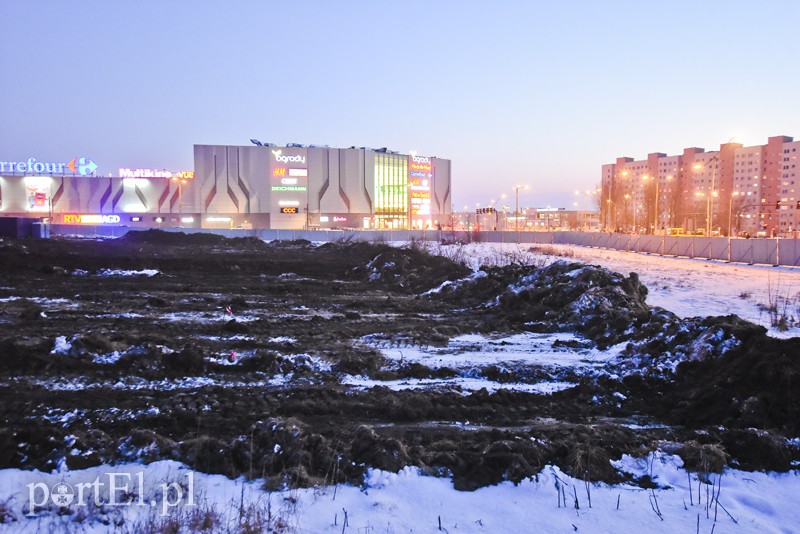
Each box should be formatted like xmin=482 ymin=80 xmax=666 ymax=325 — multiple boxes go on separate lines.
xmin=119 ymin=169 xmax=195 ymax=179
xmin=0 ymin=156 xmax=97 ymax=176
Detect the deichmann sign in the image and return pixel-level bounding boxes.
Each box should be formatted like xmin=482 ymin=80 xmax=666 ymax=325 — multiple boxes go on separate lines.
xmin=64 ymin=214 xmax=121 ymax=224
xmin=271 ymin=185 xmax=307 ymax=192
xmin=0 ymin=157 xmax=97 ymax=176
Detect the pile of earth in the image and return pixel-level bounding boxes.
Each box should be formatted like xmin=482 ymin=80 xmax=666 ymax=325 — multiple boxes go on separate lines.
xmin=428 ymin=259 xmax=800 ymax=431
xmin=1 ymin=232 xmax=800 ymax=493
xmin=2 ymin=385 xmax=797 ymax=492
xmin=341 ymin=241 xmax=472 ymax=293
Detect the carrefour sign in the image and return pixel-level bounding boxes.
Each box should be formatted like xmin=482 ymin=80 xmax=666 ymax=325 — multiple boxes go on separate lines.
xmin=0 ymin=157 xmax=97 ymax=176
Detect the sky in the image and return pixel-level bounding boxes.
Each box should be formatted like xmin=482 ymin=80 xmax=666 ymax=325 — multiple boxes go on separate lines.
xmin=2 ymin=0 xmax=799 ymax=210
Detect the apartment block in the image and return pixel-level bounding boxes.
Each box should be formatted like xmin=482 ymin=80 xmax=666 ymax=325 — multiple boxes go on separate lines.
xmin=601 ymin=135 xmax=799 ymax=237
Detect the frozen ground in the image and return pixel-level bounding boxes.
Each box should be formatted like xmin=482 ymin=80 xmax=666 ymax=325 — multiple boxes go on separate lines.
xmin=422 ymin=241 xmax=800 ymax=338
xmin=344 ymin=331 xmax=627 ymax=394
xmin=0 ymin=453 xmax=797 ymax=533
xmin=1 ymin=236 xmax=798 ymax=532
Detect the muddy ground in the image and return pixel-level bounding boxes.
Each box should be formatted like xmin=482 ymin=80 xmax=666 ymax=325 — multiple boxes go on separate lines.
xmin=0 ymin=231 xmax=798 ymax=492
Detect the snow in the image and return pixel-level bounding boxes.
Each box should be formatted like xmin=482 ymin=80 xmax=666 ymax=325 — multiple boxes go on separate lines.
xmin=364 ymin=331 xmax=620 ymax=370
xmin=95 ymin=269 xmax=161 ymax=277
xmin=1 ymin=376 xmax=282 ymax=392
xmin=50 ymin=336 xmax=72 ymax=355
xmin=2 ymin=240 xmax=799 ymax=531
xmin=0 ymin=296 xmax=77 ymax=308
xmin=92 ymin=351 xmax=123 ymax=365
xmin=347 ymin=332 xmax=627 ymax=392
xmin=422 ymin=269 xmax=488 ymax=295
xmin=159 ymin=311 xmax=260 ymax=323
xmin=341 ymin=374 xmax=576 ymax=394
xmin=424 ymin=242 xmax=800 ymax=338
xmin=1 ymin=456 xmax=799 ymax=533
xmin=268 ymin=336 xmax=297 ymax=344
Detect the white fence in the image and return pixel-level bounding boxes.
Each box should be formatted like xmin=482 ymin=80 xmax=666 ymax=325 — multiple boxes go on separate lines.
xmin=49 ymin=225 xmax=800 ymax=267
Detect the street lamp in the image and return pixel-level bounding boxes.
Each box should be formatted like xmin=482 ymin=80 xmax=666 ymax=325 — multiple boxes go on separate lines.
xmin=694 ymin=191 xmax=706 ymax=235
xmin=707 ymin=136 xmax=736 ymax=236
xmin=728 ymin=191 xmax=742 ymax=238
xmin=513 ymin=185 xmax=528 ymax=238
xmin=641 ymin=175 xmax=664 ymax=234
xmin=606 ymin=199 xmax=616 ymax=231
xmin=574 ymin=189 xmax=592 ymax=231
xmin=727 ymin=191 xmax=744 ymax=262
xmin=623 ymin=193 xmax=631 ymax=232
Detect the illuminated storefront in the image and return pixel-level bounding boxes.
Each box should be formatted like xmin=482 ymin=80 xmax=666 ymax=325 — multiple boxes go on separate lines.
xmin=0 ymin=157 xmax=198 ymax=229
xmin=0 ymin=145 xmax=451 ymax=230
xmin=193 ymin=144 xmax=451 ymax=230
xmin=408 ymin=154 xmax=433 ymax=229
xmin=374 ymin=154 xmax=409 ymax=229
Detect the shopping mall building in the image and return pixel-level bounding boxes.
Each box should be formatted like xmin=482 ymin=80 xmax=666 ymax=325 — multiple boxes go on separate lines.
xmin=0 ymin=145 xmax=452 ymax=230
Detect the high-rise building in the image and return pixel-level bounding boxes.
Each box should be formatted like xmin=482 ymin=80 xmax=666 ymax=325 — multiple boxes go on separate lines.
xmin=601 ymin=135 xmax=800 ymax=237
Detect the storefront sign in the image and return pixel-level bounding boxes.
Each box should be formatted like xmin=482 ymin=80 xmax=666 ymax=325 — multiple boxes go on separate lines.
xmin=119 ymin=169 xmax=194 ymax=179
xmin=408 ymin=154 xmax=432 ymax=216
xmin=280 ymin=207 xmax=299 ymax=214
xmin=271 ymin=185 xmax=307 ymax=192
xmin=63 ymin=214 xmax=121 ymax=224
xmin=271 ymin=149 xmax=306 ymax=164
xmin=1 ymin=157 xmax=97 ymax=176
xmin=23 ymin=176 xmax=52 ymax=212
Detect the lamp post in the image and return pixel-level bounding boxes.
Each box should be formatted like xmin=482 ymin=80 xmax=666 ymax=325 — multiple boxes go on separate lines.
xmin=641 ymin=176 xmax=656 ymax=234
xmin=582 ymin=189 xmax=592 ymax=232
xmin=641 ymin=176 xmax=668 ymax=234
xmin=606 ymin=199 xmax=616 ymax=231
xmin=694 ymin=191 xmax=706 ymax=235
xmin=728 ymin=191 xmax=742 ymax=238
xmin=707 ymin=136 xmax=736 ymax=236
xmin=623 ymin=194 xmax=631 ymax=232
xmin=513 ymin=185 xmax=527 ymax=239
xmin=664 ymin=175 xmax=673 ymax=231
xmin=726 ymin=191 xmax=742 ymax=262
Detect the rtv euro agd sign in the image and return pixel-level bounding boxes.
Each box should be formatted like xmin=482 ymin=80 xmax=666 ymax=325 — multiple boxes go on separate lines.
xmin=26 ymin=470 xmax=195 ymax=516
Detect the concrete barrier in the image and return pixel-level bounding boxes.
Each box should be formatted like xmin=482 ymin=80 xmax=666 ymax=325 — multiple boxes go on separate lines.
xmin=47 ymin=225 xmax=800 ymax=267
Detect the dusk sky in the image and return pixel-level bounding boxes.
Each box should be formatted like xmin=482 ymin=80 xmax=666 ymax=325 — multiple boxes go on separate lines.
xmin=2 ymin=1 xmax=799 ymax=210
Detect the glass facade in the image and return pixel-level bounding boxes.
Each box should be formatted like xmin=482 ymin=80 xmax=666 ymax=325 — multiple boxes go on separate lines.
xmin=374 ymin=154 xmax=408 ymax=228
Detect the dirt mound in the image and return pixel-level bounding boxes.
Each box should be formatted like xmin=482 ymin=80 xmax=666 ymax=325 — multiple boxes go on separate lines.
xmin=496 ymin=262 xmax=651 ymax=344
xmin=119 ymin=229 xmax=228 ymax=246
xmin=2 ymin=234 xmax=800 ymax=494
xmin=647 ymin=334 xmax=800 ymax=433
xmin=341 ymin=242 xmax=471 ymax=293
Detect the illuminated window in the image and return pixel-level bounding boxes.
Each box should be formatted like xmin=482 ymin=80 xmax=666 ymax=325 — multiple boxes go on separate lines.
xmin=374 ymin=155 xmax=408 ymax=218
